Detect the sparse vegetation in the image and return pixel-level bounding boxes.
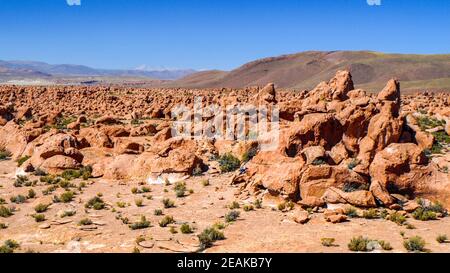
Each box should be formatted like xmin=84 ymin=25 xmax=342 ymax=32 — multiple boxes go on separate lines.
xmin=348 ymin=236 xmax=370 ymax=252
xmin=243 ymin=204 xmax=254 ymax=212
xmin=129 ymin=216 xmax=151 ymax=230
xmin=32 ymin=214 xmax=46 ymax=222
xmin=254 ymin=199 xmax=263 ymax=209
xmin=0 ymin=206 xmax=13 ymax=218
xmin=162 ymin=198 xmax=175 ymax=208
xmin=403 ymin=236 xmax=426 ymax=252
xmin=78 ymin=218 xmax=93 ymax=226
xmin=321 ymin=238 xmax=336 ymax=247
xmin=0 ymin=148 xmax=12 ymax=161
xmin=27 ymin=189 xmax=36 ymax=199
xmin=180 ymin=223 xmax=194 ymax=234
xmin=173 ymin=181 xmax=187 ymax=198
xmin=198 ymin=227 xmax=225 ymax=249
xmin=14 ymin=175 xmax=30 ymax=187
xmin=388 ymin=212 xmax=407 ymax=225
xmin=242 ymin=147 xmax=258 ymax=163
xmin=16 ymin=155 xmax=30 ymax=167
xmin=229 ymin=201 xmax=240 ymax=209
xmin=362 ymin=209 xmax=378 ymax=219
xmin=154 ymin=209 xmax=163 ymax=216
xmin=61 ymin=210 xmax=76 ymax=218
xmin=344 ymin=206 xmax=358 ymax=218
xmin=134 ymin=198 xmax=144 ymax=207
xmin=159 ymin=215 xmax=175 ymax=227
xmin=85 ymin=196 xmax=105 ymax=210
xmin=10 ymin=194 xmax=27 ymax=204
xmin=59 ymin=191 xmax=75 ymax=203
xmin=34 ymin=203 xmax=50 ymax=213
xmin=202 ymin=179 xmax=210 ymax=186
xmin=225 ymin=210 xmax=240 ymax=223
xmin=413 ymin=207 xmax=437 ymax=221
xmin=218 ymin=153 xmax=241 ymax=173
xmin=0 ymin=239 xmax=20 ymax=253
xmin=436 ymin=234 xmax=448 ymax=244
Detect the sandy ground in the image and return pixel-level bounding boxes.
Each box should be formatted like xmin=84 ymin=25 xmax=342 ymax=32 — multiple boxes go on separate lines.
xmin=1 ymin=159 xmax=450 ymax=253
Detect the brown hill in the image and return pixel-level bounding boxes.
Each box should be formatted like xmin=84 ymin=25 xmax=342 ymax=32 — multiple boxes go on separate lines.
xmin=171 ymin=51 xmax=450 ymax=92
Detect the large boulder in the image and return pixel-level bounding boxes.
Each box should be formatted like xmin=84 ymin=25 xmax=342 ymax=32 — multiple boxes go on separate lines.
xmin=284 ymin=113 xmax=343 ymax=157
xmin=232 ymin=151 xmax=305 ymax=200
xmin=299 ymin=165 xmax=368 ymax=200
xmin=369 ymin=143 xmax=429 ymax=202
xmin=321 ymin=187 xmax=377 ymax=208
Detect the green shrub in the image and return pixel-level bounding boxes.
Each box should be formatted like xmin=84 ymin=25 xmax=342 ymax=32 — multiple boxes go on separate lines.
xmin=242 ymin=147 xmax=258 ymax=163
xmin=212 ymin=222 xmax=226 ymax=230
xmin=225 ymin=210 xmax=240 ymax=223
xmin=413 ymin=207 xmax=437 ymax=221
xmin=321 ymin=238 xmax=336 ymax=247
xmin=436 ymin=234 xmax=448 ymax=244
xmin=27 ymin=189 xmax=36 ymax=199
xmin=14 ymin=175 xmax=29 ymax=187
xmin=0 ymin=148 xmax=12 ymax=161
xmin=116 ymin=201 xmax=127 ymax=208
xmin=363 ymin=209 xmax=378 ymax=219
xmin=348 ymin=236 xmax=370 ymax=252
xmin=344 ymin=206 xmax=359 ymax=218
xmin=78 ymin=218 xmax=93 ymax=226
xmin=34 ymin=168 xmax=47 ymax=176
xmin=180 ymin=223 xmax=193 ymax=234
xmin=254 ymin=199 xmax=263 ymax=209
xmin=0 ymin=206 xmax=13 ymax=218
xmin=129 ymin=216 xmax=151 ymax=230
xmin=403 ymin=236 xmax=426 ymax=252
xmin=59 ymin=191 xmax=75 ymax=203
xmin=389 ymin=212 xmax=407 ymax=225
xmin=173 ymin=182 xmax=186 ymax=198
xmin=311 ymin=158 xmax=326 ymax=166
xmin=85 ymin=196 xmax=105 ymax=210
xmin=218 ymin=153 xmax=241 ymax=173
xmin=10 ymin=195 xmax=27 ymax=204
xmin=34 ymin=203 xmax=50 ymax=213
xmin=135 ymin=198 xmax=144 ymax=207
xmin=243 ymin=204 xmax=254 ymax=212
xmin=159 ymin=215 xmax=175 ymax=227
xmin=0 ymin=223 xmax=7 ymax=229
xmin=229 ymin=201 xmax=240 ymax=209
xmin=162 ymin=198 xmax=175 ymax=208
xmin=202 ymin=179 xmax=210 ymax=187
xmin=16 ymin=156 xmax=30 ymax=167
xmin=378 ymin=240 xmax=393 ymax=251
xmin=198 ymin=227 xmax=225 ymax=249
xmin=0 ymin=198 xmax=6 ymax=205
xmin=154 ymin=209 xmax=163 ymax=216
xmin=0 ymin=240 xmax=20 ymax=253
xmin=61 ymin=210 xmax=76 ymax=218
xmin=32 ymin=214 xmax=46 ymax=222
xmin=169 ymin=226 xmax=178 ymax=234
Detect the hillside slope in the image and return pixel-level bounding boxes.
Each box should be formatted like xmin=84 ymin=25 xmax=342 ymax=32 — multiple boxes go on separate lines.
xmin=172 ymin=51 xmax=450 ymax=92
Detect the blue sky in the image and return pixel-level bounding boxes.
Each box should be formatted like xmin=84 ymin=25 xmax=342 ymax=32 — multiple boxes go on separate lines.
xmin=0 ymin=0 xmax=449 ymax=70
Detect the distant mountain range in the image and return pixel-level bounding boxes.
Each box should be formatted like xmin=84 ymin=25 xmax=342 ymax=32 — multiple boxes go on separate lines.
xmin=2 ymin=51 xmax=450 ymax=92
xmin=170 ymin=51 xmax=450 ymax=92
xmin=0 ymin=60 xmax=196 ymax=82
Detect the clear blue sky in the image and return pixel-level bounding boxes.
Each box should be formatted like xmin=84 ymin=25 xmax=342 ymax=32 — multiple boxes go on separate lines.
xmin=0 ymin=0 xmax=449 ymax=70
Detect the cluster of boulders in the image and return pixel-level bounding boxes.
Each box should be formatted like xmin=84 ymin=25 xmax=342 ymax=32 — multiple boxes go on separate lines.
xmin=1 ymin=70 xmax=450 ymax=210
xmin=232 ymin=71 xmax=450 ymax=209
